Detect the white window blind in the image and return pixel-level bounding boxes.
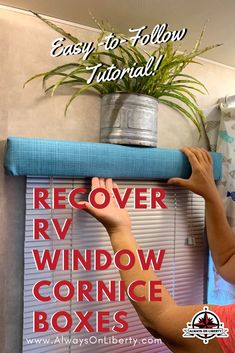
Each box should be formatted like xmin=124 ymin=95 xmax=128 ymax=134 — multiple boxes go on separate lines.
xmin=23 ymin=177 xmax=206 ymax=353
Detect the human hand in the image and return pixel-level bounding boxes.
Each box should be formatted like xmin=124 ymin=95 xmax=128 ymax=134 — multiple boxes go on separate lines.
xmin=168 ymin=147 xmax=219 ymax=202
xmin=80 ymin=177 xmax=131 ymax=234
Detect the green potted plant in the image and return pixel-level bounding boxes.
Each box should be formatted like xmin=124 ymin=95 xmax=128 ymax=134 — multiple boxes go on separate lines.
xmin=25 ymin=13 xmax=220 ymax=146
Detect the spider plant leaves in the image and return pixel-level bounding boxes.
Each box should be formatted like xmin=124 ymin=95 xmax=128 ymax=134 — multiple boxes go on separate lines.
xmin=49 ymin=66 xmax=88 ymax=95
xmin=198 ymin=109 xmax=207 ymax=124
xmin=45 ymin=79 xmax=86 ymax=93
xmin=158 ymin=98 xmax=202 ymax=134
xmin=173 ymin=74 xmax=208 ymax=92
xmin=23 ymin=71 xmax=49 ymax=87
xmin=24 ymin=63 xmax=81 ymax=88
xmin=158 ymin=91 xmax=201 ymax=118
xmin=31 ymin=11 xmax=80 ymax=44
xmin=51 ymin=76 xmax=87 ymax=96
xmin=163 ymin=86 xmax=198 ymax=104
xmin=92 ymin=51 xmax=125 ymax=64
xmin=192 ymin=26 xmax=206 ymax=54
xmin=64 ymin=82 xmax=105 ymax=115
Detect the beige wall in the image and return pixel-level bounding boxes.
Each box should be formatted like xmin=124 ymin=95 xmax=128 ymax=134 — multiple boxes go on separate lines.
xmin=1 ymin=6 xmax=235 ymax=353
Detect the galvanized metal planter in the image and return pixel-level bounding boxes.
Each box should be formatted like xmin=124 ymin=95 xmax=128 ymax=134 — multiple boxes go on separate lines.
xmin=100 ymin=93 xmax=158 ymax=147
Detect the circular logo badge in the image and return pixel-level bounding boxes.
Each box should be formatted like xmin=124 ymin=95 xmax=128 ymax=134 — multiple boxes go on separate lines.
xmin=183 ymin=306 xmax=229 ymax=344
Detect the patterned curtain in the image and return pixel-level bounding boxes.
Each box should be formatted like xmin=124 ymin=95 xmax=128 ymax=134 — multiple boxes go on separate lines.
xmin=205 ymin=101 xmax=235 ymax=304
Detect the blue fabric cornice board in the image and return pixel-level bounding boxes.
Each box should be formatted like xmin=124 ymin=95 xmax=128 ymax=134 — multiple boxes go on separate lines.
xmin=4 ymin=137 xmax=222 ymax=180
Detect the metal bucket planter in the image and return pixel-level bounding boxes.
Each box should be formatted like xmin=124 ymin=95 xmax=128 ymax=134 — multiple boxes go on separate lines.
xmin=100 ymin=93 xmax=158 ymax=147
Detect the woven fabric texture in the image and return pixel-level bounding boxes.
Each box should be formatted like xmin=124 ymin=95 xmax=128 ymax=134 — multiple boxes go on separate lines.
xmin=4 ymin=137 xmax=222 ymax=180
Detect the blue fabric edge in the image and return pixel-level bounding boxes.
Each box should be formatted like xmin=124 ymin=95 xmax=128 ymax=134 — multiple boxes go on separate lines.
xmin=4 ymin=136 xmax=222 ymax=180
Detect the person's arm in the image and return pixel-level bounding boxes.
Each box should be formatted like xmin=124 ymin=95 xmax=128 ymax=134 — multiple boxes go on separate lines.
xmin=168 ymin=147 xmax=235 ymax=284
xmin=80 ymin=177 xmax=223 ymax=353
xmin=106 ymin=226 xmax=222 ymax=353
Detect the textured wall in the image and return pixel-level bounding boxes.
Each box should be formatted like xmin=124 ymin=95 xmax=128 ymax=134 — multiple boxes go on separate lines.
xmin=1 ymin=6 xmax=235 ymax=353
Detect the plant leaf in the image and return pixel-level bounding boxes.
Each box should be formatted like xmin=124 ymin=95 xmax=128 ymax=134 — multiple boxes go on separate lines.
xmin=31 ymin=11 xmax=79 ymax=43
